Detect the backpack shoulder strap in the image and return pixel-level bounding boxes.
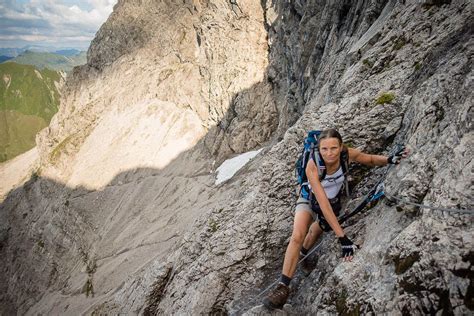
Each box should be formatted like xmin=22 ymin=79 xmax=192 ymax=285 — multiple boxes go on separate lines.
xmin=340 ymin=146 xmax=350 ymax=197
xmin=340 ymin=146 xmax=349 ymax=172
xmin=311 ymin=147 xmax=326 ymax=181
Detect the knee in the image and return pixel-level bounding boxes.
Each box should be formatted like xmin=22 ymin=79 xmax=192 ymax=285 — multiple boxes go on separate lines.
xmin=309 ymin=224 xmax=322 ymax=237
xmin=290 ymin=230 xmax=305 ymax=246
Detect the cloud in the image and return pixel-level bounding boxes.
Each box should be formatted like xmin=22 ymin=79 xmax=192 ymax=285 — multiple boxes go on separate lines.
xmin=0 ymin=0 xmax=117 ymax=50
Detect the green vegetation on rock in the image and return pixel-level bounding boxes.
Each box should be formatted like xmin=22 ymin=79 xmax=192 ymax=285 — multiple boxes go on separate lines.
xmin=375 ymin=92 xmax=396 ymax=105
xmin=50 ymin=134 xmax=74 ymax=164
xmin=392 ymin=36 xmax=407 ymax=50
xmin=362 ymin=59 xmax=374 ymax=68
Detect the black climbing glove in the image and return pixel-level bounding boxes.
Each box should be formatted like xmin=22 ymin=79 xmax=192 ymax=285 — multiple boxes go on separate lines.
xmin=338 ymin=235 xmax=357 ymax=258
xmin=387 ymin=145 xmax=407 ymax=164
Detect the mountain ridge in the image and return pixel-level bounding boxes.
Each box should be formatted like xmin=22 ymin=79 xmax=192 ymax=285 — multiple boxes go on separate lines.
xmin=8 ymin=50 xmax=86 ymax=72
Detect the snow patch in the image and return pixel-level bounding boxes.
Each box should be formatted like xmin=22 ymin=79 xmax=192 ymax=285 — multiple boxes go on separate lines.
xmin=215 ymin=149 xmax=263 ymax=185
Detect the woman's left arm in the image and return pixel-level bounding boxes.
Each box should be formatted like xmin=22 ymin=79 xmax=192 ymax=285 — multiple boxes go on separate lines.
xmin=348 ymin=148 xmax=389 ymax=166
xmin=348 ymin=147 xmax=408 ymax=166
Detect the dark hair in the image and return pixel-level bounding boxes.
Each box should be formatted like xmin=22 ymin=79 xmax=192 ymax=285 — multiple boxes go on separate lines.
xmin=319 ymin=128 xmax=343 ymax=145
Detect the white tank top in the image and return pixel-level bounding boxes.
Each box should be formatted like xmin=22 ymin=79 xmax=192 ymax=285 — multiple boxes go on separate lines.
xmin=321 ymin=166 xmax=345 ymax=199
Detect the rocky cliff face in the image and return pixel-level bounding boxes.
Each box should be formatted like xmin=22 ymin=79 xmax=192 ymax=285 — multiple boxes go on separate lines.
xmin=1 ymin=0 xmax=473 ymax=315
xmin=36 ymin=0 xmax=275 ymax=186
xmin=148 ymin=1 xmax=473 ymax=314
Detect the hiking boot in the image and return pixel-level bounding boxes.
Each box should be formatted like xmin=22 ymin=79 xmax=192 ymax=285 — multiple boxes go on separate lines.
xmin=263 ymin=283 xmax=289 ymax=309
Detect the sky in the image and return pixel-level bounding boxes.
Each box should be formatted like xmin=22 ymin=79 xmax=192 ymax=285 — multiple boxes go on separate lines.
xmin=0 ymin=0 xmax=118 ymax=51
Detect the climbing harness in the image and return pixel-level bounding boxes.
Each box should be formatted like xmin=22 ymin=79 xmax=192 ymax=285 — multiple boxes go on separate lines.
xmin=338 ymin=179 xmax=386 ymax=224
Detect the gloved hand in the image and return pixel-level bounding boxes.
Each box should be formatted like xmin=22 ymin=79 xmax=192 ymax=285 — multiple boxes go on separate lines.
xmin=387 ymin=145 xmax=408 ymax=164
xmin=338 ymin=235 xmax=358 ymax=260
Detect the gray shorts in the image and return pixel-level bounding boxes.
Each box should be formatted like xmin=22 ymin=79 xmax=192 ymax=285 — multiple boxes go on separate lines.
xmin=295 ymin=196 xmax=317 ymax=221
xmin=295 ymin=195 xmax=343 ymax=232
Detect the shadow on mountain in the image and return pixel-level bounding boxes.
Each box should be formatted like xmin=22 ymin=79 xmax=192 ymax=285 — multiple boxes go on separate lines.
xmin=0 ymin=102 xmax=266 ymax=314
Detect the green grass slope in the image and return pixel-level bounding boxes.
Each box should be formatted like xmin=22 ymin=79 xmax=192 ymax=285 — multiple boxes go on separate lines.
xmin=0 ymin=110 xmax=47 ymax=162
xmin=0 ymin=62 xmax=62 ymax=162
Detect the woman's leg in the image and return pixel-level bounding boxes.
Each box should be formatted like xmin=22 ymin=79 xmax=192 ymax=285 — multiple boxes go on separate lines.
xmin=281 ymin=210 xmax=313 ymax=278
xmin=302 ymin=221 xmax=323 ymax=251
xmin=263 ymin=210 xmax=313 ymax=309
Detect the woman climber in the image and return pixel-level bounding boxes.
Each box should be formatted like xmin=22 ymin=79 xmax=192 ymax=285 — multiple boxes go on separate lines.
xmin=263 ymin=128 xmax=408 ymax=309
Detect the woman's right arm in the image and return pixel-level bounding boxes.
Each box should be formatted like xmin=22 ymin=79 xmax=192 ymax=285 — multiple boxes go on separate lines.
xmin=305 ymin=159 xmax=345 ymax=238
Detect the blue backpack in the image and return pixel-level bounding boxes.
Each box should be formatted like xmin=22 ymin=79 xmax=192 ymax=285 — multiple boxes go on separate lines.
xmin=295 ymin=130 xmax=350 ymax=200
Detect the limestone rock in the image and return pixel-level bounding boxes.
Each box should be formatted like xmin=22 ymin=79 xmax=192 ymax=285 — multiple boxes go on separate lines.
xmin=1 ymin=0 xmax=473 ymax=315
